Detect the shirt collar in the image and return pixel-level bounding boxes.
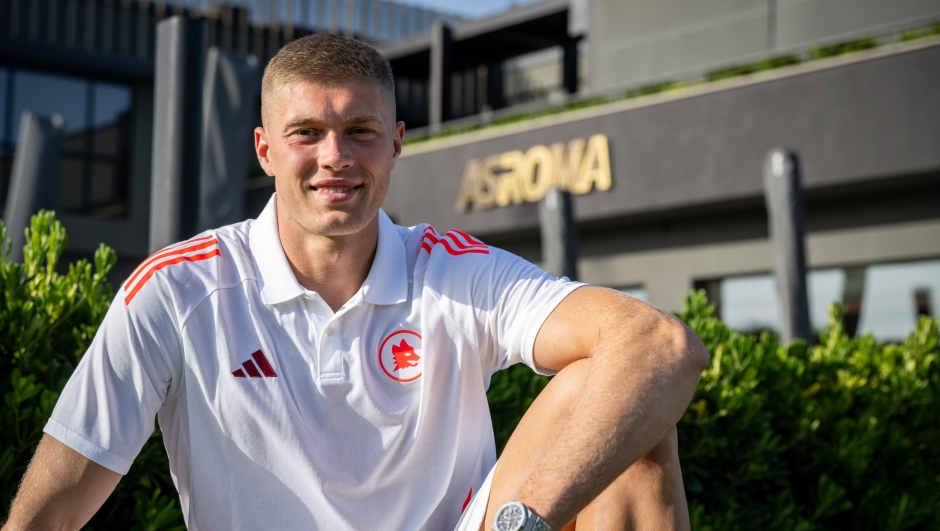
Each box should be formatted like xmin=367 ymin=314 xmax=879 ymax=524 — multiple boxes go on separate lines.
xmin=249 ymin=194 xmax=407 ymax=307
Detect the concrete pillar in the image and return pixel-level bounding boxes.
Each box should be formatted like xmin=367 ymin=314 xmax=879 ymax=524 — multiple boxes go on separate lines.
xmin=840 ymin=266 xmax=866 ymax=337
xmin=150 ymin=16 xmax=206 ymax=253
xmin=429 ymin=22 xmax=453 ymax=134
xmin=3 ymin=111 xmax=64 ymax=263
xmin=539 ymin=188 xmax=578 ymax=280
xmin=198 ymin=47 xmax=261 ymax=233
xmin=763 ymin=149 xmax=811 ymax=343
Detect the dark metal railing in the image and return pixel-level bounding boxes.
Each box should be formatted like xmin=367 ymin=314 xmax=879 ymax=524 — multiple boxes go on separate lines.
xmin=0 ymin=0 xmax=453 ymax=68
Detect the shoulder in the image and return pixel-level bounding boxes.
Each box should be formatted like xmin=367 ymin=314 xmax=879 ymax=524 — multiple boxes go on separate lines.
xmin=395 ymin=223 xmax=495 ymax=272
xmin=120 ymin=219 xmax=256 ymax=316
xmin=396 ymin=222 xmax=542 ymax=298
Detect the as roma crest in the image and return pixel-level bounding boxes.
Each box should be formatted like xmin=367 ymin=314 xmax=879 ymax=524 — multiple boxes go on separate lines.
xmin=378 ymin=330 xmax=423 ymax=382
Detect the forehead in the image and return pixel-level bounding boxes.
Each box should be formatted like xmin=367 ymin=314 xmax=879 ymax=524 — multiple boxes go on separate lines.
xmin=265 ymin=78 xmax=393 ymax=125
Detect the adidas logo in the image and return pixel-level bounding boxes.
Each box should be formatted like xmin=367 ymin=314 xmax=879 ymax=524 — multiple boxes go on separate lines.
xmin=232 ymin=350 xmax=278 ymax=378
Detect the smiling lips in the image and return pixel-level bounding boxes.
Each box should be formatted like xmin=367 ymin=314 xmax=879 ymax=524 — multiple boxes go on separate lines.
xmin=310 ymin=180 xmax=363 ymax=203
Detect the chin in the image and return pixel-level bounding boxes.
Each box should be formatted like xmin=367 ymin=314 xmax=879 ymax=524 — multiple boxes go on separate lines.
xmin=308 ymin=210 xmax=376 ymax=237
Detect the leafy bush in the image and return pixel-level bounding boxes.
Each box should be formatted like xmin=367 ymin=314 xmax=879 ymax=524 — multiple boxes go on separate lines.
xmin=677 ymin=290 xmax=940 ymax=530
xmin=493 ymin=291 xmax=940 ymax=529
xmin=4 ymin=214 xmax=938 ymax=530
xmin=0 ymin=212 xmax=183 ymax=530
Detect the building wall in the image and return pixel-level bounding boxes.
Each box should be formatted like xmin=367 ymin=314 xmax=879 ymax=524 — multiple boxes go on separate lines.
xmin=588 ymin=0 xmax=940 ymax=93
xmin=386 ymin=40 xmax=940 ymax=311
xmin=389 ymin=40 xmax=940 ymax=235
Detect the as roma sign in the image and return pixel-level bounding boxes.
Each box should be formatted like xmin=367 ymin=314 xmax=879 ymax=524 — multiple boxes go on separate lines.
xmin=454 ymin=134 xmax=611 ymax=212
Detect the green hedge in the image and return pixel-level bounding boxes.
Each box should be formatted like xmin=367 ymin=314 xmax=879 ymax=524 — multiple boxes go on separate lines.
xmin=0 ymin=212 xmax=183 ymax=530
xmin=488 ymin=292 xmax=940 ymax=530
xmin=678 ymin=292 xmax=940 ymax=530
xmin=3 ymin=213 xmax=939 ymax=529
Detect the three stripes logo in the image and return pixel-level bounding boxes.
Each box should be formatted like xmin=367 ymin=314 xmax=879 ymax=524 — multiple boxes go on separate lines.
xmin=124 ymin=234 xmax=221 ymax=305
xmin=421 ymin=227 xmax=489 ymax=256
xmin=232 ymin=350 xmax=278 ymax=378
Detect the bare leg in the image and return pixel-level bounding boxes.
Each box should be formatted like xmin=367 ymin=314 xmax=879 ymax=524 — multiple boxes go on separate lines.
xmin=482 ymin=360 xmax=690 ymax=530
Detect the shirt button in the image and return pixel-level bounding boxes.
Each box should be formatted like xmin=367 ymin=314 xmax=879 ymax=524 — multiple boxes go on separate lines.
xmin=325 ymin=325 xmax=335 ymax=336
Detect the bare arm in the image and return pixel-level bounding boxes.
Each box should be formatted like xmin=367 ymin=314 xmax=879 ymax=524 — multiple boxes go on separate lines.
xmin=2 ymin=434 xmax=121 ymax=531
xmin=515 ymin=286 xmax=709 ymax=529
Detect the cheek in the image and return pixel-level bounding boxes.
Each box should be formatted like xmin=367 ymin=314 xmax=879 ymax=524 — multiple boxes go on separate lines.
xmin=277 ymin=145 xmax=318 ymax=174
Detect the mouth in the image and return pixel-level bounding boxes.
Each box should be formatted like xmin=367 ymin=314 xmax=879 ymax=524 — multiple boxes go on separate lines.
xmin=310 ymin=181 xmax=363 ymax=203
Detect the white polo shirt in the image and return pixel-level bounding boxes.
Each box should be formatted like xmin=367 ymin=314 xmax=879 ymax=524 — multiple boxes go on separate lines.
xmin=45 ymin=194 xmax=582 ymax=530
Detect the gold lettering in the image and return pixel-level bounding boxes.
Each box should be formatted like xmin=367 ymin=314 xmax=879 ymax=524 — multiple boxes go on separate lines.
xmin=495 ymin=150 xmax=526 ymax=207
xmin=475 ymin=155 xmax=500 ymax=209
xmin=570 ymin=134 xmax=611 ymax=194
xmin=521 ymin=145 xmax=554 ymax=202
xmin=454 ymin=159 xmax=481 ymax=212
xmin=553 ymin=139 xmax=585 ymax=191
xmin=454 ymin=135 xmax=612 ymax=212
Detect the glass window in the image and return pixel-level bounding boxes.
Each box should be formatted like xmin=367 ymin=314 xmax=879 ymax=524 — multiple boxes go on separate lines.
xmin=720 ymin=274 xmax=779 ymax=334
xmin=0 ymin=67 xmax=133 ymax=217
xmin=92 ymin=83 xmax=132 ymax=157
xmin=13 ymin=69 xmax=89 ymax=136
xmin=705 ymin=259 xmax=940 ymax=341
xmin=807 ymin=268 xmax=845 ymax=331
xmin=93 ymin=82 xmax=132 ymax=127
xmin=857 ymin=260 xmax=940 ymax=341
xmin=0 ymin=67 xmax=8 ymax=144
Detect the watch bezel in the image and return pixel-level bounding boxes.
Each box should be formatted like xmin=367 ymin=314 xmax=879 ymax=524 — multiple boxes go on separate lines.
xmin=491 ymin=501 xmax=552 ymax=531
xmin=493 ymin=501 xmax=527 ymax=531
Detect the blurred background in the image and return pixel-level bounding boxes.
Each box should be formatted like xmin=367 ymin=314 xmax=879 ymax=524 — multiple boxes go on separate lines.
xmin=0 ymin=0 xmax=938 ymax=342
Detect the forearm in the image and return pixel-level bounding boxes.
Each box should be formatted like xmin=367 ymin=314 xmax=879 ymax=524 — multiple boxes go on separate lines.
xmin=2 ymin=435 xmax=121 ymax=531
xmin=517 ymin=301 xmax=708 ymax=529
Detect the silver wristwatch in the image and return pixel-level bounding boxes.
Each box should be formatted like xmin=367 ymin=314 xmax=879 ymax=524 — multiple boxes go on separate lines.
xmin=491 ymin=501 xmax=552 ymax=531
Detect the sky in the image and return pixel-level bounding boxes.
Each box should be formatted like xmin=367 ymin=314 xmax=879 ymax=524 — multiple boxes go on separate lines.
xmin=394 ymin=0 xmax=542 ymax=20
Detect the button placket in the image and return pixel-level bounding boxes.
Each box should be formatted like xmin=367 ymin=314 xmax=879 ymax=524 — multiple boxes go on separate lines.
xmin=304 ymin=295 xmax=340 ymax=381
xmin=298 ymin=297 xmax=320 ymax=374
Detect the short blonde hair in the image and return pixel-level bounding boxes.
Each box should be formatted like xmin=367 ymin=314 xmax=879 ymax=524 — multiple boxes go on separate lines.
xmin=261 ymin=33 xmax=395 ymax=125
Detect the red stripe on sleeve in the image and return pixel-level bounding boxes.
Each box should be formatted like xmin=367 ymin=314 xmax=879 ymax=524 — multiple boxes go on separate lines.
xmin=442 ymin=233 xmax=487 ymax=252
xmin=126 ymin=236 xmax=218 ymax=287
xmin=124 ymin=249 xmax=221 ymax=305
xmin=438 ymin=238 xmax=489 ymax=256
xmin=449 ymin=229 xmax=487 ymax=247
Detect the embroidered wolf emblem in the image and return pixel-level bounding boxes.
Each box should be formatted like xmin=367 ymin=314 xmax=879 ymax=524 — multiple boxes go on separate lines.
xmin=392 ymin=339 xmax=421 ymax=371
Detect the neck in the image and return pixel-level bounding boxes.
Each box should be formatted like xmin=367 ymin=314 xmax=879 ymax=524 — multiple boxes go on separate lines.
xmin=275 ymin=206 xmax=379 ymax=313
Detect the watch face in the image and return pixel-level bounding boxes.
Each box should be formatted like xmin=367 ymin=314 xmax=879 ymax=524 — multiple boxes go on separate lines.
xmin=495 ymin=502 xmax=526 ymax=531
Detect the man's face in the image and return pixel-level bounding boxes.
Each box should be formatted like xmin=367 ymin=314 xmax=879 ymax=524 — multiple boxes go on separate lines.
xmin=255 ymin=79 xmax=404 ymax=238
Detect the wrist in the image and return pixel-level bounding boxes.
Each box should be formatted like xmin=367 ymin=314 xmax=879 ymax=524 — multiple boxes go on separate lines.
xmin=514 ymin=485 xmax=563 ymax=530
xmin=491 ymin=500 xmax=553 ymax=531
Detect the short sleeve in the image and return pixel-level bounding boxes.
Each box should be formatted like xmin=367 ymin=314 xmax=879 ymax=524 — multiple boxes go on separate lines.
xmin=423 ymin=240 xmax=585 ymax=378
xmin=44 ymin=278 xmax=183 ymax=474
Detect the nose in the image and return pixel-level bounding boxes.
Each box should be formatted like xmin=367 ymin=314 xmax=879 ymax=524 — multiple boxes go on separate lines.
xmin=318 ymin=129 xmax=354 ymax=171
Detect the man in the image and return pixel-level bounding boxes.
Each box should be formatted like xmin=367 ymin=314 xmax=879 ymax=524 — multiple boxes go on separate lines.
xmin=2 ymin=34 xmax=708 ymax=531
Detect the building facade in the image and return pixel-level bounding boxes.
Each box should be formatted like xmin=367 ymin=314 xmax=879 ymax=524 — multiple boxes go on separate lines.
xmin=385 ymin=38 xmax=940 ymax=340
xmin=1 ymin=0 xmax=938 ymax=340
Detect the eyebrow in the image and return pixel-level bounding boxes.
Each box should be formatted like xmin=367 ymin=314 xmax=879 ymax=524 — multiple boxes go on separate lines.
xmin=282 ymin=114 xmax=385 ymax=132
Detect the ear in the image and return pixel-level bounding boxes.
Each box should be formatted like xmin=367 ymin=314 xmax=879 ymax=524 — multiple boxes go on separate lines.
xmin=255 ymin=127 xmax=276 ymax=177
xmin=390 ymin=121 xmax=405 ymax=168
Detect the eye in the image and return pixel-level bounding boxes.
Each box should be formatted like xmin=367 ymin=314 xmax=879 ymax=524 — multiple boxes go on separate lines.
xmin=297 ymin=128 xmax=315 ymax=136
xmin=349 ymin=126 xmax=376 ymax=137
